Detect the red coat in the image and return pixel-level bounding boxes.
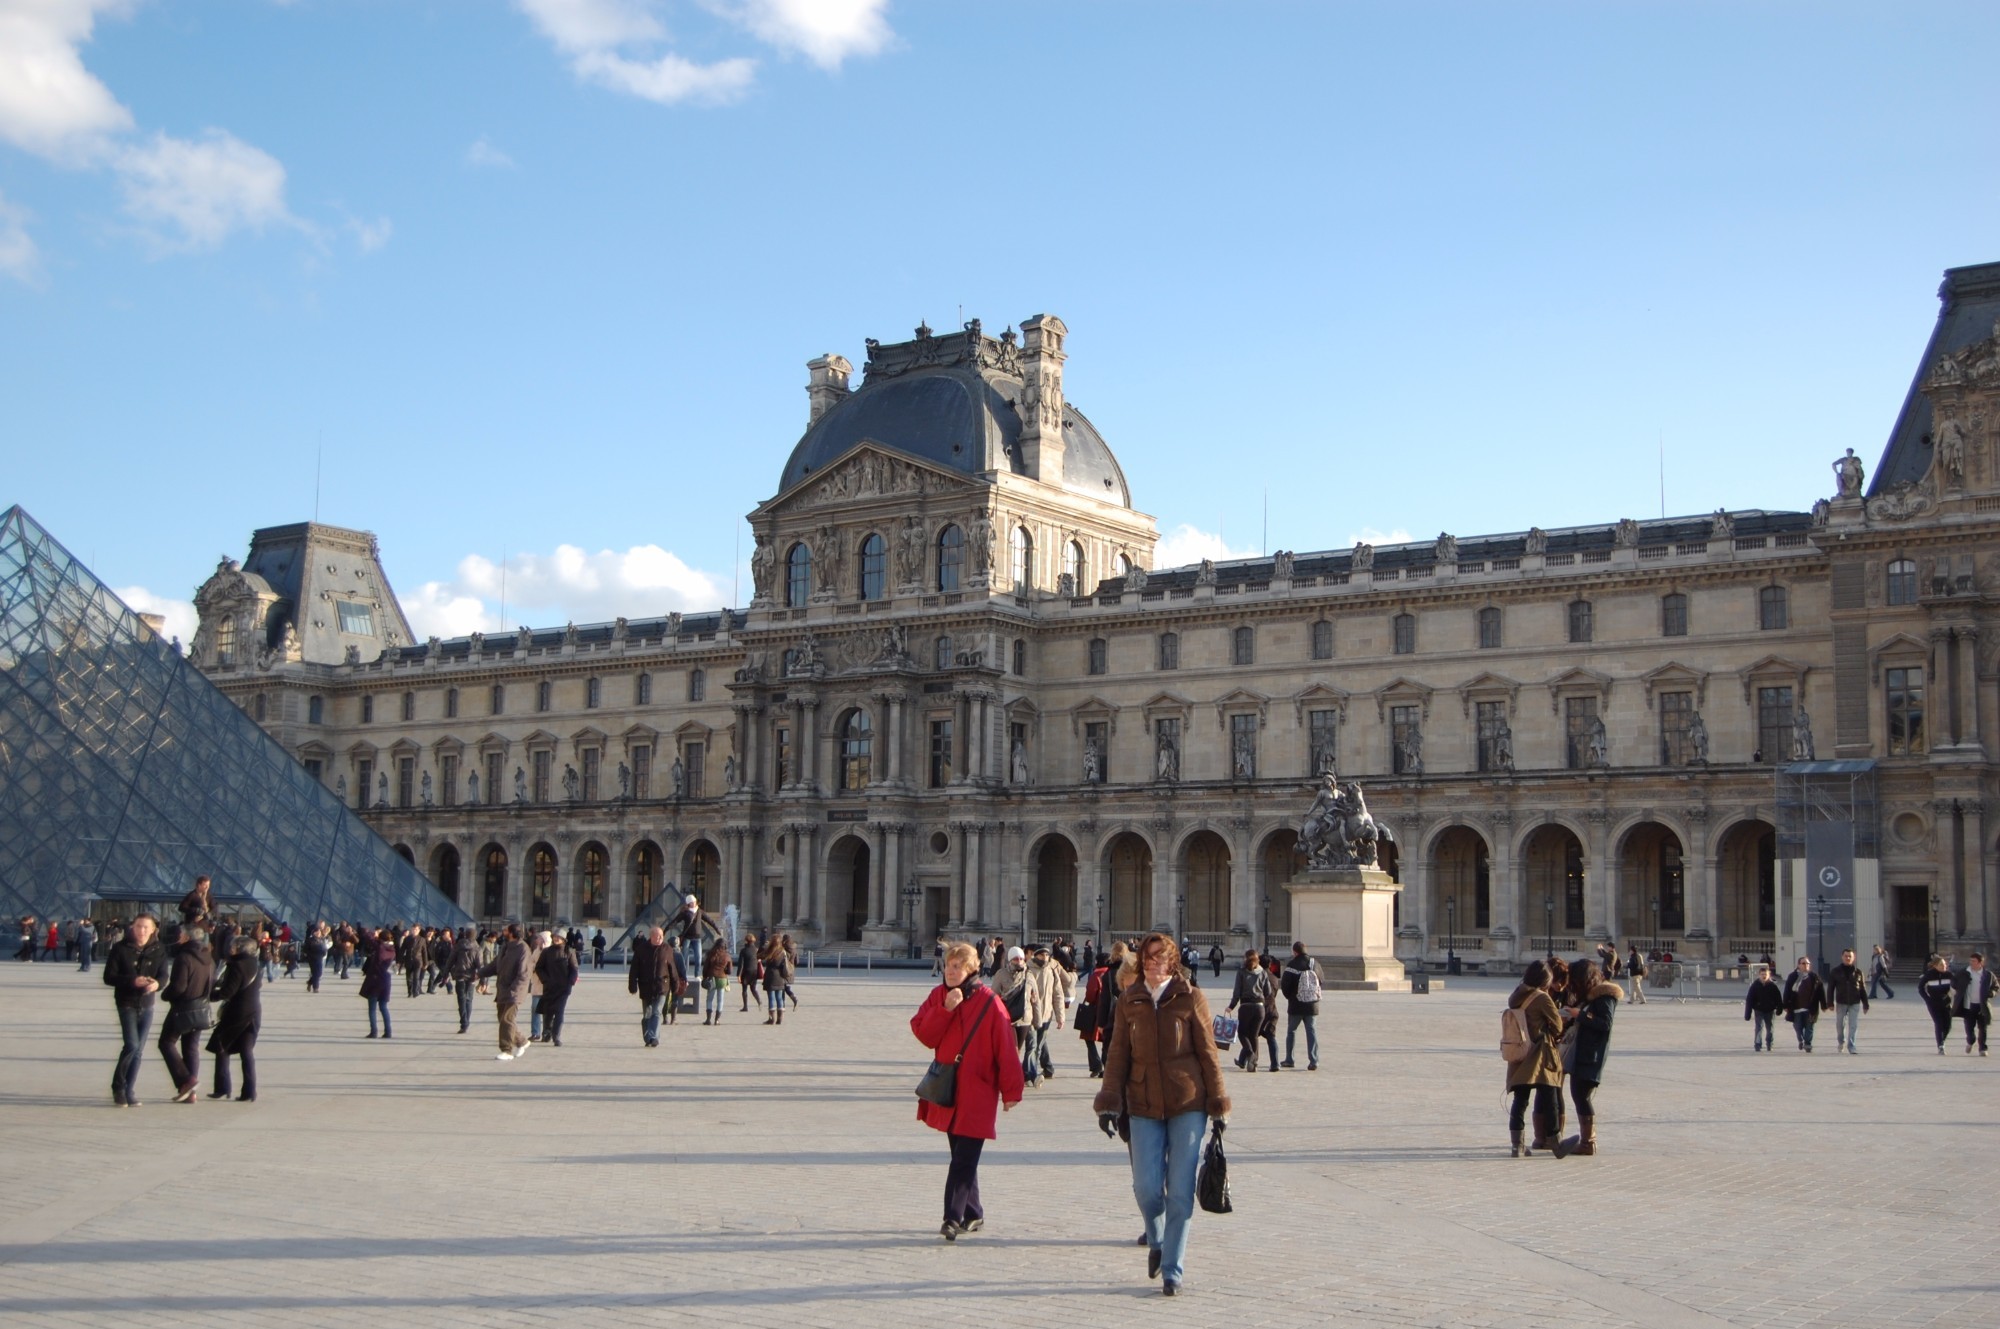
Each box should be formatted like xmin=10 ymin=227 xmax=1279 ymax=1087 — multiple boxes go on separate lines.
xmin=911 ymin=982 xmax=1023 ymax=1140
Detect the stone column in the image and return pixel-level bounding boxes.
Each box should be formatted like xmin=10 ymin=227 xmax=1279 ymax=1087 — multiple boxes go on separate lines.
xmin=1489 ymin=812 xmax=1517 ymax=965
xmin=1685 ymin=809 xmax=1714 ymax=953
xmin=802 ymin=699 xmax=821 ymax=795
xmin=1961 ymin=628 xmax=1983 ymax=753
xmin=1932 ymin=628 xmax=1955 ymax=745
xmin=888 ymin=696 xmax=906 ymax=784
xmin=967 ymin=823 xmax=987 ymax=929
xmin=949 ymin=823 xmax=968 ymax=927
xmin=1585 ymin=809 xmax=1612 ymax=943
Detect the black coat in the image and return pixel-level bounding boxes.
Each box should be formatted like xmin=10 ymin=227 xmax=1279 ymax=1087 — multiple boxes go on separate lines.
xmin=1783 ymin=970 xmax=1829 ymax=1022
xmin=1919 ymin=971 xmax=1957 ymax=1015
xmin=160 ymin=941 xmax=215 ymax=1035
xmin=103 ymin=936 xmax=168 ymax=1008
xmin=1567 ymin=982 xmax=1621 ymax=1083
xmin=1281 ymin=955 xmax=1321 ymax=1016
xmin=207 ymin=952 xmax=262 ymax=1054
xmin=1744 ymin=978 xmax=1785 ymax=1018
xmin=627 ymin=936 xmax=680 ymax=1003
xmin=536 ymin=947 xmax=579 ymax=999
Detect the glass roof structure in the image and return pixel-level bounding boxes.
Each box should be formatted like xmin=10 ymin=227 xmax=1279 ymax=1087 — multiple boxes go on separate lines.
xmin=0 ymin=505 xmax=470 ymax=929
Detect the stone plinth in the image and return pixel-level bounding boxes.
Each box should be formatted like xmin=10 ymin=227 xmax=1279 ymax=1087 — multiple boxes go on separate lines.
xmin=1285 ymin=865 xmax=1411 ymax=991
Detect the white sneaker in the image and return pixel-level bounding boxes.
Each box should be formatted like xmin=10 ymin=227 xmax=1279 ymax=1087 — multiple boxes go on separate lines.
xmin=495 ymin=1052 xmax=515 ymax=1061
xmin=514 ymin=1043 xmax=528 ymax=1057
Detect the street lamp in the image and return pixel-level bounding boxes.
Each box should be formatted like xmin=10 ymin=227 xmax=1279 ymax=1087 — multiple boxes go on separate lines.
xmin=1445 ymin=895 xmax=1458 ymax=974
xmin=1931 ymin=890 xmax=1940 ymax=958
xmin=1018 ymin=890 xmax=1029 ymax=947
xmin=1261 ymin=892 xmax=1271 ymax=957
xmin=901 ymin=874 xmax=922 ymax=960
xmin=1094 ymin=892 xmax=1105 ymax=947
xmin=1543 ymin=895 xmax=1554 ymax=959
xmin=1650 ymin=898 xmax=1660 ymax=953
xmin=1175 ymin=893 xmax=1186 ymax=946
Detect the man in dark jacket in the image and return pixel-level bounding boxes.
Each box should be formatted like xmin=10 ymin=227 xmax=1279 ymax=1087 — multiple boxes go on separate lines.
xmin=1826 ymin=948 xmax=1870 ymax=1054
xmin=103 ymin=914 xmax=167 ymax=1106
xmin=1918 ymin=955 xmax=1957 ymax=1053
xmin=629 ymin=926 xmax=678 ymax=1047
xmin=1955 ymin=952 xmax=1995 ymax=1055
xmin=448 ymin=930 xmax=483 ymax=1033
xmin=479 ymin=923 xmax=532 ymax=1061
xmin=534 ymin=936 xmax=580 ymax=1046
xmin=1743 ymin=965 xmax=1784 ymax=1051
xmin=1279 ymin=941 xmax=1322 ymax=1070
xmin=157 ymin=927 xmax=216 ymax=1103
xmin=1781 ymin=956 xmax=1830 ymax=1052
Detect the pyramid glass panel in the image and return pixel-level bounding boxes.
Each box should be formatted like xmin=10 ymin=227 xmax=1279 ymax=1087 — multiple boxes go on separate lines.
xmin=0 ymin=506 xmax=470 ymax=930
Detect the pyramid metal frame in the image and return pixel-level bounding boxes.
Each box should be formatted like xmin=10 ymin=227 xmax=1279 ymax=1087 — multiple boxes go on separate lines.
xmin=0 ymin=505 xmax=471 ymax=929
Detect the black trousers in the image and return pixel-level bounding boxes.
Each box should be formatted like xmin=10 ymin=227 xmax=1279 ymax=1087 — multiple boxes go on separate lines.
xmin=456 ymin=979 xmax=476 ymax=1031
xmin=1928 ymin=1002 xmax=1955 ymax=1046
xmin=159 ymin=1021 xmax=200 ymax=1091
xmin=212 ymin=1035 xmax=257 ymax=1099
xmin=541 ymin=994 xmax=569 ymax=1042
xmin=1508 ymin=1084 xmax=1558 ymax=1131
xmin=1570 ymin=1076 xmax=1598 ymax=1117
xmin=1965 ymin=1008 xmax=1992 ymax=1051
xmin=944 ymin=1133 xmax=985 ymax=1225
xmin=1083 ymin=1035 xmax=1103 ymax=1075
xmin=1234 ymin=1004 xmax=1267 ymax=1065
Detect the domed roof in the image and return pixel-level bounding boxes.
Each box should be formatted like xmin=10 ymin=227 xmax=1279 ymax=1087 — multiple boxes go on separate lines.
xmin=777 ymin=323 xmax=1130 ymax=507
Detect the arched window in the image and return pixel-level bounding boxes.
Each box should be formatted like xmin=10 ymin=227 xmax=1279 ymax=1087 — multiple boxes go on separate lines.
xmin=214 ymin=616 xmax=236 ymax=665
xmin=937 ymin=525 xmax=965 ymax=592
xmin=1476 ymin=607 xmax=1501 ymax=650
xmin=529 ymin=844 xmax=556 ymax=919
xmin=1012 ymin=639 xmax=1027 ymax=675
xmin=1886 ymin=558 xmax=1918 ymax=606
xmin=635 ymin=672 xmax=651 ymax=705
xmin=480 ymin=845 xmax=508 ymax=917
xmin=935 ymin=635 xmax=953 ymax=670
xmin=688 ymin=668 xmax=705 ymax=702
xmin=578 ymin=843 xmax=607 ymax=918
xmin=1311 ymin=620 xmax=1334 ymax=659
xmin=859 ymin=532 xmax=887 ymax=601
xmin=1759 ymin=585 xmax=1788 ymax=630
xmin=490 ymin=683 xmax=505 ymax=715
xmin=1067 ymin=541 xmax=1086 ymax=589
xmin=785 ymin=542 xmax=812 ymax=607
xmin=1568 ymin=600 xmax=1593 ymax=644
xmin=1087 ymin=637 xmax=1108 ymax=675
xmin=1011 ymin=526 xmax=1034 ymax=589
xmin=1232 ymin=625 xmax=1255 ymax=666
xmin=1157 ymin=631 xmax=1179 ymax=670
xmin=839 ymin=708 xmax=873 ymax=790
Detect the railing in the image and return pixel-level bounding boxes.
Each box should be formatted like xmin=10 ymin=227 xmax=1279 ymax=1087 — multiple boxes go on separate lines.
xmin=1719 ymin=937 xmax=1777 ymax=959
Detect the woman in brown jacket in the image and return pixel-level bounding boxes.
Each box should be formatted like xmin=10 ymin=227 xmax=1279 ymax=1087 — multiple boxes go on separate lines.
xmin=1506 ymin=959 xmax=1566 ymax=1156
xmin=1092 ymin=931 xmax=1229 ymax=1296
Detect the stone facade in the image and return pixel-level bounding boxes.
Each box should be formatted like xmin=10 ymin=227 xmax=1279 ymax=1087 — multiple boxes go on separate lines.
xmin=193 ymin=274 xmax=2000 ymax=967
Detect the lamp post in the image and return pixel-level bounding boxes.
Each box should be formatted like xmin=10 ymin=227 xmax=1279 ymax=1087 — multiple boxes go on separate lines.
xmin=1094 ymin=892 xmax=1105 ymax=948
xmin=1650 ymin=898 xmax=1660 ymax=954
xmin=1445 ymin=895 xmax=1458 ymax=974
xmin=1261 ymin=892 xmax=1271 ymax=957
xmin=1018 ymin=890 xmax=1029 ymax=947
xmin=901 ymin=874 xmax=922 ymax=960
xmin=1930 ymin=891 xmax=1940 ymax=958
xmin=1543 ymin=895 xmax=1554 ymax=959
xmin=1175 ymin=893 xmax=1186 ymax=947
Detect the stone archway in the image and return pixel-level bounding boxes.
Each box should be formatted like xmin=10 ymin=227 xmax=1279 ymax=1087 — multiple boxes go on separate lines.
xmin=681 ymin=838 xmax=720 ymax=909
xmin=1521 ymin=824 xmax=1586 ymax=953
xmin=1430 ymin=826 xmax=1490 ymax=955
xmin=478 ymin=843 xmax=507 ymax=919
xmin=1034 ymin=835 xmax=1078 ymax=937
xmin=1104 ymin=832 xmax=1153 ymax=936
xmin=1181 ymin=830 xmax=1231 ymax=937
xmin=1618 ymin=822 xmax=1685 ymax=945
xmin=824 ymin=834 xmax=869 ymax=943
xmin=429 ymin=843 xmax=461 ymax=905
xmin=1716 ymin=820 xmax=1776 ymax=949
xmin=1257 ymin=829 xmax=1303 ymax=949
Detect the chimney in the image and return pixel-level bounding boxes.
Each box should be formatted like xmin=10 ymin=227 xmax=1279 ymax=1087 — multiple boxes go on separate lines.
xmin=1017 ymin=314 xmax=1068 ymax=482
xmin=806 ymin=354 xmax=853 ymax=426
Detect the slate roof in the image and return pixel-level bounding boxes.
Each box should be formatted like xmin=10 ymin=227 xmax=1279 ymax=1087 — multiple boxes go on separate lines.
xmin=1872 ymin=261 xmax=2000 ymax=494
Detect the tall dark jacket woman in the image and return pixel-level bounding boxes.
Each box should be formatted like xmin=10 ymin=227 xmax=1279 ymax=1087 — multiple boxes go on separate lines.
xmin=1919 ymin=963 xmax=1958 ymax=1049
xmin=206 ymin=945 xmax=262 ymax=1100
xmin=534 ymin=944 xmax=579 ymax=1044
xmin=158 ymin=937 xmax=215 ymax=1097
xmin=1567 ymin=981 xmax=1622 ymax=1083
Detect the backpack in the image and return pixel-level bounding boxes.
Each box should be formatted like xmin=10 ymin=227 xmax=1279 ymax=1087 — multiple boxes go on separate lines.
xmin=1292 ymin=965 xmax=1322 ymax=1004
xmin=1500 ymin=1003 xmax=1535 ymax=1062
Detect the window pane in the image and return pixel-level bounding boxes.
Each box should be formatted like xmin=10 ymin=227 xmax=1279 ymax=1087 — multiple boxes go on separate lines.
xmin=336 ymin=601 xmax=374 ymax=635
xmin=1564 ymin=696 xmax=1598 ymax=769
xmin=1390 ymin=705 xmax=1419 ymax=774
xmin=1756 ymin=686 xmax=1793 ymax=763
xmin=1760 ymin=586 xmax=1788 ymax=630
xmin=930 ymin=719 xmax=953 ymax=787
xmin=1661 ymin=594 xmax=1688 ymax=637
xmin=1393 ymin=614 xmax=1415 ymax=654
xmin=786 ymin=543 xmax=812 ymax=607
xmin=1229 ymin=713 xmax=1256 ymax=777
xmin=1887 ymin=667 xmax=1925 ymax=755
xmin=938 ymin=526 xmax=964 ymax=592
xmin=1088 ymin=638 xmax=1107 ymax=675
xmin=1886 ymin=560 xmax=1917 ymax=606
xmin=1309 ymin=709 xmax=1338 ymax=776
xmin=1311 ymin=620 xmax=1333 ymax=660
xmin=1477 ymin=607 xmax=1501 ymax=650
xmin=861 ymin=533 xmax=887 ymax=601
xmin=1158 ymin=632 xmax=1179 ymax=670
xmin=1659 ymin=691 xmax=1694 ymax=765
xmin=1233 ymin=626 xmax=1254 ymax=665
xmin=1569 ymin=601 xmax=1593 ymax=644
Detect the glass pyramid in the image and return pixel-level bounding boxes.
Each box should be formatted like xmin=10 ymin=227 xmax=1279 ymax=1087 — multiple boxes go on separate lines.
xmin=0 ymin=505 xmax=470 ymax=930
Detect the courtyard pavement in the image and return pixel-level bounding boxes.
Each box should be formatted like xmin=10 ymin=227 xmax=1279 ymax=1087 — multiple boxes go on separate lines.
xmin=0 ymin=959 xmax=1992 ymax=1327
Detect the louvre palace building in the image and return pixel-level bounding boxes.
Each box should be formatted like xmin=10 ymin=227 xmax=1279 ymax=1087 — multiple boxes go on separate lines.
xmin=191 ymin=265 xmax=2000 ymax=970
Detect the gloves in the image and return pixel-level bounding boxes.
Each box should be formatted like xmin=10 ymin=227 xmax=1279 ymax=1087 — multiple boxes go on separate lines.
xmin=1098 ymin=1112 xmax=1120 ymax=1139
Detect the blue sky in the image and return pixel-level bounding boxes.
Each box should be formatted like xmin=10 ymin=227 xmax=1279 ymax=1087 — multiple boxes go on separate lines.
xmin=4 ymin=1 xmax=1998 ymax=644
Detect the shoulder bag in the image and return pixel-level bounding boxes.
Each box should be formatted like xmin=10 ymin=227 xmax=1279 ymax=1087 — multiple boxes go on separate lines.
xmin=915 ymin=989 xmax=996 ymax=1108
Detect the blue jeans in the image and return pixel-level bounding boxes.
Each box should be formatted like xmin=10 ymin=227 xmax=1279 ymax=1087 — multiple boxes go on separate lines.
xmin=1835 ymin=1003 xmax=1861 ymax=1050
xmin=1868 ymin=971 xmax=1894 ymax=999
xmin=641 ymin=996 xmax=664 ymax=1042
xmin=1796 ymin=1013 xmax=1817 ymax=1050
xmin=766 ymin=987 xmax=784 ymax=1014
xmin=456 ymin=980 xmax=476 ymax=1031
xmin=367 ymin=996 xmax=391 ymax=1037
xmin=1285 ymin=1012 xmax=1318 ymax=1067
xmin=1127 ymin=1110 xmax=1207 ymax=1286
xmin=704 ymin=984 xmax=724 ymax=1018
xmin=114 ymin=1002 xmax=154 ymax=1101
xmin=531 ymin=996 xmax=543 ymax=1040
xmin=1752 ymin=1011 xmax=1774 ymax=1049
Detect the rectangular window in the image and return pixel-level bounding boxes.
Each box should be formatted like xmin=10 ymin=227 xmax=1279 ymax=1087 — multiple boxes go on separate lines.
xmin=1659 ymin=691 xmax=1695 ymax=765
xmin=360 ymin=694 xmax=374 ymax=724
xmin=491 ymin=684 xmax=505 ymax=716
xmin=1568 ymin=601 xmax=1593 ymax=644
xmin=445 ymin=688 xmax=458 ymax=719
xmin=303 ymin=757 xmax=323 ymax=783
xmin=532 ymin=750 xmax=552 ymax=803
xmin=356 ymin=758 xmax=373 ymax=810
xmin=1308 ymin=708 xmax=1338 ymax=777
xmin=308 ymin=695 xmax=323 ymax=725
xmin=1393 ymin=614 xmax=1415 ymax=655
xmin=684 ymin=743 xmax=705 ymax=799
xmin=1084 ymin=720 xmax=1108 ymax=783
xmin=636 ymin=673 xmax=652 ymax=705
xmin=1886 ymin=667 xmax=1925 ymax=756
xmin=929 ymin=719 xmax=954 ymax=787
xmin=536 ymin=681 xmax=551 ymax=713
xmin=485 ymin=753 xmax=502 ymax=806
xmin=1390 ymin=705 xmax=1419 ymax=774
xmin=1661 ymin=593 xmax=1688 ymax=637
xmin=1756 ymin=685 xmax=1794 ymax=764
xmin=440 ymin=754 xmax=458 ymax=807
xmin=1232 ymin=626 xmax=1255 ymax=666
xmin=1476 ymin=700 xmax=1508 ymax=772
xmin=397 ymin=756 xmax=415 ymax=808
xmin=1157 ymin=632 xmax=1179 ymax=670
xmin=1310 ymin=620 xmax=1333 ymax=660
xmin=586 ymin=677 xmax=601 ymax=709
xmin=774 ymin=726 xmax=792 ymax=791
xmin=581 ymin=747 xmax=600 ymax=802
xmin=689 ymin=669 xmax=706 ymax=702
xmin=1886 ymin=560 xmax=1917 ymax=606
xmin=1088 ymin=638 xmax=1107 ymax=675
xmin=336 ymin=601 xmax=374 ymax=635
xmin=1229 ymin=712 xmax=1257 ymax=778
xmin=632 ymin=744 xmax=651 ymax=799
xmin=1477 ymin=607 xmax=1501 ymax=650
xmin=1759 ymin=585 xmax=1789 ymax=631
xmin=1564 ymin=696 xmax=1598 ymax=769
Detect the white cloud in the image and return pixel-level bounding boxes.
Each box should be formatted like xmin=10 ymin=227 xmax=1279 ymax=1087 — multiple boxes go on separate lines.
xmin=114 ymin=584 xmax=197 ymax=647
xmin=516 ymin=0 xmax=891 ymax=105
xmin=346 ymin=214 xmax=392 ymax=252
xmin=0 ymin=189 xmax=40 ymax=283
xmin=1344 ymin=526 xmax=1415 ymax=548
xmin=112 ymin=129 xmax=293 ymax=250
xmin=0 ymin=0 xmax=134 ymax=162
xmin=465 ymin=135 xmax=515 ymax=169
xmin=1151 ymin=523 xmax=1262 ymax=570
xmin=403 ymin=543 xmax=726 ymax=638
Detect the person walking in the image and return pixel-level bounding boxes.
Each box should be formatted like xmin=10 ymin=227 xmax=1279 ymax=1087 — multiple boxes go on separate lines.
xmin=1955 ymin=952 xmax=1995 ymax=1055
xmin=991 ymin=947 xmax=1034 ymax=1082
xmin=304 ymin=924 xmax=328 ymax=993
xmin=1827 ymin=948 xmax=1870 ymax=1054
xmin=448 ymin=928 xmax=481 ymax=1033
xmin=701 ymin=938 xmax=731 ymax=1025
xmin=481 ymin=923 xmax=532 ymax=1061
xmin=1744 ymin=964 xmax=1784 ymax=1051
xmin=592 ymin=928 xmax=606 ymax=971
xmin=1919 ymin=955 xmax=1957 ymax=1053
xmin=629 ymin=925 xmax=676 ymax=1046
xmin=1782 ymin=956 xmax=1829 ymax=1052
xmin=1075 ymin=948 xmax=1107 ymax=1076
xmin=75 ymin=918 xmax=96 ymax=973
xmin=911 ymin=941 xmax=1023 ymax=1242
xmin=206 ymin=933 xmax=262 ymax=1101
xmin=103 ymin=914 xmax=167 ymax=1107
xmin=1226 ymin=949 xmax=1276 ymax=1071
xmin=534 ymin=934 xmax=578 ymax=1046
xmin=359 ymin=929 xmax=394 ymax=1039
xmin=1207 ymin=943 xmax=1224 ymax=979
xmin=780 ymin=933 xmax=801 ymax=1010
xmin=1506 ymin=959 xmax=1566 ymax=1156
xmin=736 ymin=931 xmax=761 ymax=1012
xmin=1554 ymin=960 xmax=1621 ymax=1157
xmin=1626 ymin=943 xmax=1648 ymax=1004
xmin=759 ymin=934 xmax=793 ymax=1025
xmin=157 ymin=926 xmax=216 ymax=1104
xmin=1025 ymin=944 xmax=1066 ymax=1083
xmin=1094 ymin=931 xmax=1230 ymax=1296
xmin=527 ymin=931 xmax=550 ymax=1040
xmin=1867 ymin=944 xmax=1895 ymax=1000
xmin=1279 ymin=940 xmax=1322 ymax=1070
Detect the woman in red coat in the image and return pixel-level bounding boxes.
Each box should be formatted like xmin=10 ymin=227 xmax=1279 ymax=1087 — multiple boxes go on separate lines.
xmin=911 ymin=940 xmax=1024 ymax=1241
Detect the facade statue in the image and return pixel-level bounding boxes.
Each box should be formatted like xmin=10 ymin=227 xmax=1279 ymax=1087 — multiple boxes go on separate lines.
xmin=671 ymin=757 xmax=687 ymax=798
xmin=1398 ymin=723 xmax=1423 ymax=776
xmin=1834 ymin=447 xmax=1865 ymax=498
xmin=1686 ymin=711 xmax=1710 ymax=765
xmin=1434 ymin=533 xmax=1457 ymax=564
xmin=750 ymin=533 xmax=776 ymax=602
xmin=1082 ymin=738 xmax=1102 ymax=784
xmin=1012 ymin=739 xmax=1031 ymax=784
xmin=334 ymin=774 xmax=346 ymax=801
xmin=1586 ymin=716 xmax=1609 ymax=768
xmin=1936 ymin=417 xmax=1967 ymax=485
xmin=1272 ymin=550 xmax=1294 ymax=580
xmin=617 ymin=762 xmax=631 ymax=800
xmin=1196 ymin=558 xmax=1217 ymax=588
xmin=1492 ymin=718 xmax=1515 ymax=773
xmin=811 ymin=525 xmax=841 ymax=595
xmin=1613 ymin=518 xmax=1640 ymax=549
xmin=1298 ymin=775 xmax=1392 ymax=869
xmin=562 ymin=763 xmax=580 ymax=801
xmin=723 ymin=754 xmax=737 ymax=789
xmin=1156 ymin=733 xmax=1179 ymax=783
xmin=1792 ymin=705 xmax=1815 ymax=761
xmin=1123 ymin=563 xmax=1148 ymax=592
xmin=466 ymin=771 xmax=479 ymax=804
xmin=1524 ymin=527 xmax=1548 ymax=556
xmin=420 ymin=770 xmax=434 ymax=808
xmin=968 ymin=514 xmax=994 ymax=577
xmin=1351 ymin=542 xmax=1374 ymax=571
xmin=513 ymin=766 xmax=528 ymax=803
xmin=376 ymin=772 xmax=389 ymax=808
xmin=1712 ymin=509 xmax=1734 ymax=539
xmin=1311 ymin=732 xmax=1338 ymax=778
xmin=1057 ymin=572 xmax=1076 ymax=597
xmin=897 ymin=516 xmax=926 ymax=586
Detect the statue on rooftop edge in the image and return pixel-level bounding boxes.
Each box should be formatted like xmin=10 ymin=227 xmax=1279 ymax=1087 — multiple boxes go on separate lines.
xmin=1834 ymin=448 xmax=1865 ymax=499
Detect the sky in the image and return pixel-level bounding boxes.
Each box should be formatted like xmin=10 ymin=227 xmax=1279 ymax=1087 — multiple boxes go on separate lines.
xmin=4 ymin=1 xmax=1999 ymax=647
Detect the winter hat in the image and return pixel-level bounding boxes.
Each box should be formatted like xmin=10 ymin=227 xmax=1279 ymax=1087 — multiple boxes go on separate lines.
xmin=1006 ymin=946 xmax=1025 ymax=962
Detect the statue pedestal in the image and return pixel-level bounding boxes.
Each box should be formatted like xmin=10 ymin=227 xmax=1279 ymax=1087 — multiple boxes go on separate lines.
xmin=1284 ymin=866 xmax=1410 ymax=992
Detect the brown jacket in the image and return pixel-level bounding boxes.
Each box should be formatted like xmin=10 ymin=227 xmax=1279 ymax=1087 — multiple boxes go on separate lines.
xmin=1092 ymin=976 xmax=1231 ymax=1121
xmin=1505 ymin=983 xmax=1565 ymax=1089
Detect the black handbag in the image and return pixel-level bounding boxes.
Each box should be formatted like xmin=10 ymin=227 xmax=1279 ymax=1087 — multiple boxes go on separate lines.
xmin=171 ymin=999 xmax=212 ymax=1034
xmin=1196 ymin=1120 xmax=1232 ymax=1214
xmin=915 ymin=989 xmax=995 ymax=1108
